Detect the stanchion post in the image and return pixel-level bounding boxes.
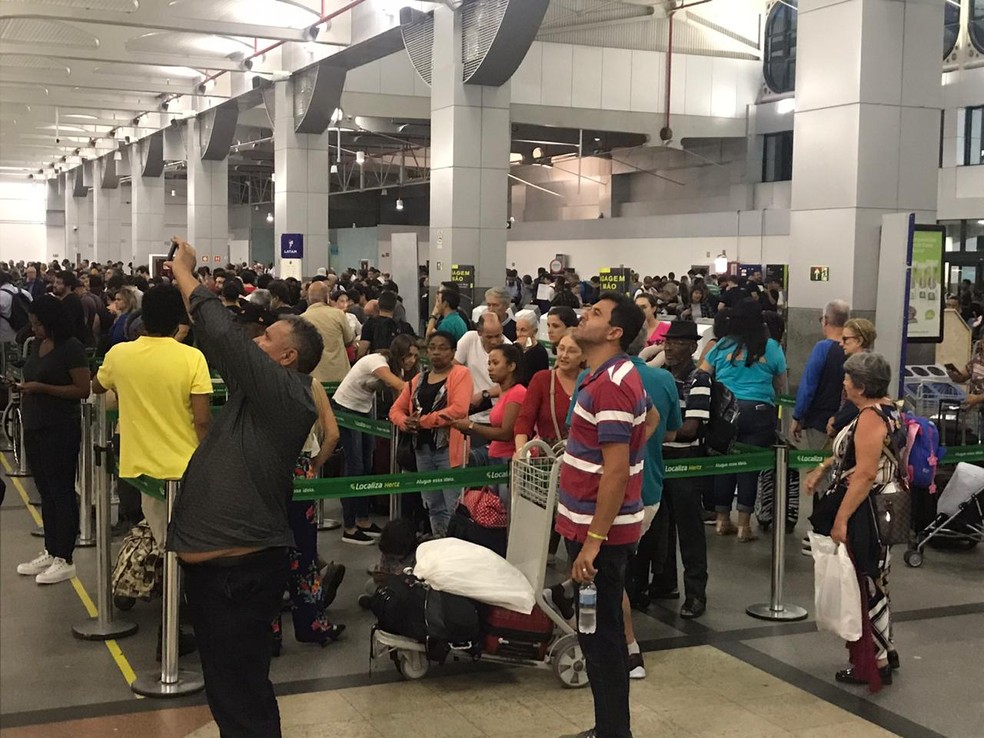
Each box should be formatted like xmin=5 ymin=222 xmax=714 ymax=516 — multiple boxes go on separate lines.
xmin=73 ymin=394 xmax=138 ymax=640
xmin=132 ymin=479 xmax=205 ymax=698
xmin=76 ymin=401 xmax=95 ymax=548
xmin=389 ymin=425 xmax=399 ymax=520
xmin=746 ymin=444 xmax=808 ymax=622
xmin=8 ymin=407 xmax=31 ymax=477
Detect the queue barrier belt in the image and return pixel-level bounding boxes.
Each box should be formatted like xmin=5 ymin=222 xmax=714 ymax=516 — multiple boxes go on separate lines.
xmin=120 ymin=444 xmax=984 ymax=505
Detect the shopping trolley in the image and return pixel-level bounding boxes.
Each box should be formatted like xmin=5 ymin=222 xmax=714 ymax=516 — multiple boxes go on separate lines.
xmin=371 ymin=440 xmax=588 ymax=688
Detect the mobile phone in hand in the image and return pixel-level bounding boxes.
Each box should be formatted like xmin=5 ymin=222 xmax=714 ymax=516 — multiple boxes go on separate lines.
xmin=944 ymin=362 xmax=959 ymax=373
xmin=162 ymin=239 xmax=178 ymax=277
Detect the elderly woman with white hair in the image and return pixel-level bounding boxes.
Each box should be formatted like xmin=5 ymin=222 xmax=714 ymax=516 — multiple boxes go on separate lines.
xmin=515 ymin=311 xmax=549 ymax=386
xmin=806 ymin=352 xmax=906 ymax=690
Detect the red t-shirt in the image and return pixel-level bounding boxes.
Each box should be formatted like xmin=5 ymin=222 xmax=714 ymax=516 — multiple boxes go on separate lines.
xmin=515 ymin=369 xmax=571 ymax=443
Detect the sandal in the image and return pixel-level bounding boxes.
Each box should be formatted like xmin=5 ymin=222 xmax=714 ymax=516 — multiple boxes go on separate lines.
xmin=716 ymin=520 xmax=737 ymax=536
xmin=737 ymin=526 xmax=758 ymax=542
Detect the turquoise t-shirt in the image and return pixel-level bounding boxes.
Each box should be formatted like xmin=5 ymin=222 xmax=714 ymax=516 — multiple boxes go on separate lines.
xmin=566 ymin=360 xmax=683 ymax=506
xmin=705 ymin=337 xmax=787 ymax=405
xmin=436 ymin=312 xmax=468 ymax=343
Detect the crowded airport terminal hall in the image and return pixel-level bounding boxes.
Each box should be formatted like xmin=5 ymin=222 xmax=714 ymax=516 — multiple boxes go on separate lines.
xmin=2 ymin=1 xmax=984 ymax=737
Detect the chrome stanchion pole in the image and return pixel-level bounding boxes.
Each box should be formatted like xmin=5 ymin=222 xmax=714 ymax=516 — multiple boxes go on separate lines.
xmin=76 ymin=401 xmax=95 ymax=548
xmin=132 ymin=480 xmax=205 ymax=698
xmin=389 ymin=425 xmax=400 ymax=521
xmin=8 ymin=407 xmax=31 ymax=478
xmin=73 ymin=395 xmax=138 ymax=639
xmin=747 ymin=444 xmax=808 ymax=622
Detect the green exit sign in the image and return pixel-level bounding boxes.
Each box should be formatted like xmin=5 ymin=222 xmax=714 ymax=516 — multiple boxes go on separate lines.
xmin=810 ymin=266 xmax=830 ymax=282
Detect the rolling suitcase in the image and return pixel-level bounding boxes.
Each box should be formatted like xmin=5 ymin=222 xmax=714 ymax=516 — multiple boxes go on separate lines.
xmin=481 ymin=604 xmax=555 ymax=661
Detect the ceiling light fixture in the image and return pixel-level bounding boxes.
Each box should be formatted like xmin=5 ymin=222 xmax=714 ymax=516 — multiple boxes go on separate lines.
xmin=170 ymin=188 xmax=176 ymax=197
xmin=396 ymin=198 xmax=404 ymax=211
xmin=714 ymin=251 xmax=729 ymax=274
xmin=266 ymin=212 xmax=274 ymax=223
xmin=356 ymin=151 xmax=365 ymax=166
xmin=330 ymin=164 xmax=338 ymax=175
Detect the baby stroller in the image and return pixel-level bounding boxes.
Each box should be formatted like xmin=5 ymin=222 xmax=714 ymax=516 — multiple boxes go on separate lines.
xmin=904 ymin=462 xmax=984 ymax=568
xmin=369 ymin=440 xmax=587 ymax=688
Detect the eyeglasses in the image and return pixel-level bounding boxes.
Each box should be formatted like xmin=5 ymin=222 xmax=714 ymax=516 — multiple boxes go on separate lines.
xmin=842 ymin=335 xmax=860 ymax=343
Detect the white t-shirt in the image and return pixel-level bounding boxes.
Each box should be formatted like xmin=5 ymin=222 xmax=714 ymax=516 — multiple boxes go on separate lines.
xmin=454 ymin=330 xmax=512 ymax=422
xmin=332 ymin=353 xmax=388 ymax=414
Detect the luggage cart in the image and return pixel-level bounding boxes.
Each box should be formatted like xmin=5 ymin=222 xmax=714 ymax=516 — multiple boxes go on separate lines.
xmin=371 ymin=440 xmax=588 ymax=688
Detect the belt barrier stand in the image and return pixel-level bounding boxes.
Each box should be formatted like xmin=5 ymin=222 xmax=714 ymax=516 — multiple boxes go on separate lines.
xmin=746 ymin=444 xmax=808 ymax=622
xmin=73 ymin=393 xmax=138 ymax=640
xmin=76 ymin=399 xmax=96 ymax=548
xmin=132 ymin=479 xmax=206 ymax=698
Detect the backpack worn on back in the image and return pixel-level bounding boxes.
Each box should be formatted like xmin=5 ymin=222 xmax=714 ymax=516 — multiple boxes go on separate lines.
xmin=1 ymin=286 xmax=30 ymax=331
xmin=704 ymin=378 xmax=740 ymax=456
xmin=368 ymin=316 xmax=416 ymax=352
xmin=901 ymin=413 xmax=945 ymax=492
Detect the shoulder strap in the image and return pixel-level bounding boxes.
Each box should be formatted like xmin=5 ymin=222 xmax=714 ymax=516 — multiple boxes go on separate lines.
xmin=549 ymin=369 xmax=564 ymax=441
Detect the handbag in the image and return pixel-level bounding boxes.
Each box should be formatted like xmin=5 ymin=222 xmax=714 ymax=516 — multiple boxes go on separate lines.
xmin=870 ymin=442 xmax=912 ymax=547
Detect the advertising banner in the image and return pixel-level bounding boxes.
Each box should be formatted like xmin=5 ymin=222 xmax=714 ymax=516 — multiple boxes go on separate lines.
xmin=907 ymin=226 xmax=945 ymax=342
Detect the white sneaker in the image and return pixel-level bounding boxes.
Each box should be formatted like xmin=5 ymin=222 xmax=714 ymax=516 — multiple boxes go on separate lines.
xmin=17 ymin=551 xmax=53 ymax=576
xmin=35 ymin=557 xmax=76 ymax=585
xmin=801 ymin=535 xmax=812 ymax=557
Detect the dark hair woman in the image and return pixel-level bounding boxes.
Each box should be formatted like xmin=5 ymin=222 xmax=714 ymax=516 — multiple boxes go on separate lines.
xmin=15 ymin=296 xmax=91 ymax=584
xmin=806 ymin=352 xmax=906 ymax=688
xmin=331 ymin=334 xmax=420 ymax=544
xmin=390 ymin=331 xmax=474 ymax=536
xmin=546 ymin=306 xmax=578 ymax=353
xmin=700 ymin=299 xmax=788 ymax=541
xmin=448 ymin=343 xmax=526 ymax=507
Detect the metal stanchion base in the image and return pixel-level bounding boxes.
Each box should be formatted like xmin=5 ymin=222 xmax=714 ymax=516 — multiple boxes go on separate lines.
xmin=8 ymin=469 xmax=32 ymax=477
xmin=746 ymin=603 xmax=808 ymax=622
xmin=75 ymin=538 xmax=96 ymax=548
xmin=317 ymin=518 xmax=341 ymax=531
xmin=30 ymin=525 xmax=44 ymax=538
xmin=131 ymin=670 xmax=205 ymax=698
xmin=73 ymin=618 xmax=139 ymax=641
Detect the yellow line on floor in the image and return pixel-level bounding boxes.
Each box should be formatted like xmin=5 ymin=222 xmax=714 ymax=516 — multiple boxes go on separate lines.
xmin=2 ymin=452 xmax=140 ymax=691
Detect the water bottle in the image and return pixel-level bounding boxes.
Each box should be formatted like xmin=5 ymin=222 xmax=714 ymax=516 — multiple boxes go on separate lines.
xmin=578 ymin=582 xmax=597 ymax=634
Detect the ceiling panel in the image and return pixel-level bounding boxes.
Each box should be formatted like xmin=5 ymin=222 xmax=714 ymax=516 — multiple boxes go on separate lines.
xmin=30 ymin=0 xmax=138 ymax=10
xmin=125 ymin=30 xmax=252 ymax=58
xmin=0 ymin=54 xmax=71 ymax=74
xmin=0 ymin=18 xmax=100 ymax=47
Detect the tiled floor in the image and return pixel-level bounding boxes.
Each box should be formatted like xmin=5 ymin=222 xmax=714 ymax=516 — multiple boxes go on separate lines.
xmin=2 ymin=458 xmax=982 ymax=737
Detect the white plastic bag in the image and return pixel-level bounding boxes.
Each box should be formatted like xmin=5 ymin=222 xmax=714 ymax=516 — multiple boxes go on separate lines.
xmin=809 ymin=532 xmax=862 ymax=642
xmin=413 ymin=538 xmax=535 ymax=614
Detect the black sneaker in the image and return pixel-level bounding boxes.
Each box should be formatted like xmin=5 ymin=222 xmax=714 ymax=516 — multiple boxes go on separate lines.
xmin=543 ymin=583 xmax=575 ymax=621
xmin=343 ymin=529 xmax=376 ymax=546
xmin=320 ymin=562 xmax=346 ymax=608
xmin=888 ymin=650 xmax=900 ymax=670
xmin=358 ymin=523 xmax=384 ymax=538
xmin=835 ymin=665 xmax=893 ymax=686
xmin=559 ymin=730 xmax=597 ymax=738
xmin=680 ymin=598 xmax=706 ymax=619
xmin=628 ymin=652 xmax=646 ymax=679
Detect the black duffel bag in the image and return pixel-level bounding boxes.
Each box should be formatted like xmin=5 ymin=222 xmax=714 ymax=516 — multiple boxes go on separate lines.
xmin=369 ymin=573 xmax=428 ymax=642
xmin=425 ymin=589 xmax=481 ymax=644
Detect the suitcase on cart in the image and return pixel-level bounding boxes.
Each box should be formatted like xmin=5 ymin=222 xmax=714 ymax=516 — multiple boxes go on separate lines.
xmin=481 ymin=605 xmax=555 ymax=661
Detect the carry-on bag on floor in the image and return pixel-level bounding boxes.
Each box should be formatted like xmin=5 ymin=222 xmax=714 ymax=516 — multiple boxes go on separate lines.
xmin=481 ymin=604 xmax=555 ymax=661
xmin=112 ymin=521 xmax=163 ymax=603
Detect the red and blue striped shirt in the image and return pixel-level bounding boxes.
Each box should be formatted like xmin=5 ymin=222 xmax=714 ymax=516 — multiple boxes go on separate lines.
xmin=555 ymin=355 xmax=650 ymax=546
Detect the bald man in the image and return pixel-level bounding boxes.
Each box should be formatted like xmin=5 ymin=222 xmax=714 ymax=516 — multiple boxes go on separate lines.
xmin=454 ymin=312 xmax=512 ymax=428
xmin=301 ymin=280 xmax=356 ymax=383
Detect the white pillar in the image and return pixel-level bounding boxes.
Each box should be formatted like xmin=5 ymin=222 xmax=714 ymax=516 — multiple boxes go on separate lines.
xmin=93 ymin=160 xmax=122 ymax=265
xmin=786 ymin=0 xmax=942 ymax=378
xmin=428 ymin=5 xmax=511 ymax=298
xmin=272 ymin=80 xmax=330 ymax=280
xmin=130 ymin=142 xmax=166 ymax=269
xmin=186 ymin=119 xmax=230 ymax=268
xmin=46 ymin=179 xmax=65 ymax=263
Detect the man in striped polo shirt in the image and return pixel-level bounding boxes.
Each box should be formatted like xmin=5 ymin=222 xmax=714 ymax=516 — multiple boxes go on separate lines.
xmin=557 ymin=292 xmax=656 ymax=738
xmin=651 ymin=320 xmax=711 ymax=620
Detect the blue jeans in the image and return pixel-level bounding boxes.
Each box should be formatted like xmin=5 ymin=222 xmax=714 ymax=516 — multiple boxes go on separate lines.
xmin=415 ymin=445 xmax=460 ymax=537
xmin=566 ymin=539 xmax=634 ymax=738
xmin=714 ymin=401 xmax=777 ymax=514
xmin=337 ymin=408 xmax=372 ymax=530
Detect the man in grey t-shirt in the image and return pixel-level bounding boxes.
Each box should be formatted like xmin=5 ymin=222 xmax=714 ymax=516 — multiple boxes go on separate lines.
xmin=166 ymin=238 xmax=325 ymax=738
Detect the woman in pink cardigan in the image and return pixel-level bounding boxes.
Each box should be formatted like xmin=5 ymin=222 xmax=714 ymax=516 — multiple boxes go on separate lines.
xmin=389 ymin=331 xmax=473 ymax=536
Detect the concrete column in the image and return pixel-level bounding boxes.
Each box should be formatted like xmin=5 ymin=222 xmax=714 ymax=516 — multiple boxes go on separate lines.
xmin=46 ymin=179 xmax=65 ymax=263
xmin=273 ymin=80 xmax=330 ymax=280
xmin=93 ymin=160 xmax=122 ymax=265
xmin=186 ymin=119 xmax=230 ymax=267
xmin=428 ymin=5 xmax=511 ymax=299
xmin=64 ymin=176 xmax=93 ymax=266
xmin=786 ymin=0 xmax=942 ymax=379
xmin=130 ymin=142 xmax=166 ymax=269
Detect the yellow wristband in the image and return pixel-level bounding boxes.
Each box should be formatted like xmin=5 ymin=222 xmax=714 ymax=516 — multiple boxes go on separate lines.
xmin=586 ymin=530 xmax=607 ymax=542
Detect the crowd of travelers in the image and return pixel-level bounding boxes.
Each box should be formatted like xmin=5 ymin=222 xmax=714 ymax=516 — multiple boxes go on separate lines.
xmin=3 ymin=247 xmax=982 ymax=738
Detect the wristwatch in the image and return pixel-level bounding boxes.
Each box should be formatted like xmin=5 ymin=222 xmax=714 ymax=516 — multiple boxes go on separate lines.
xmin=481 ymin=390 xmax=491 ymax=401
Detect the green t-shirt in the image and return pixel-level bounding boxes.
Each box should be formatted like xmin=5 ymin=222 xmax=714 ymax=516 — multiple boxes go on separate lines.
xmin=436 ymin=312 xmax=468 ymax=343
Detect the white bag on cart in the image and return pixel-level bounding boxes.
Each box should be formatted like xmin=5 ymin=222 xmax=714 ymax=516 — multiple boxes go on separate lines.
xmin=414 ymin=538 xmax=535 ymax=614
xmin=809 ymin=532 xmax=862 ymax=642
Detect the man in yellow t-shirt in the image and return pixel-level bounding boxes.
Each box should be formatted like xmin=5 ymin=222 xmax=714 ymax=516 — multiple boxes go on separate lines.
xmin=93 ymin=285 xmax=213 ymax=544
